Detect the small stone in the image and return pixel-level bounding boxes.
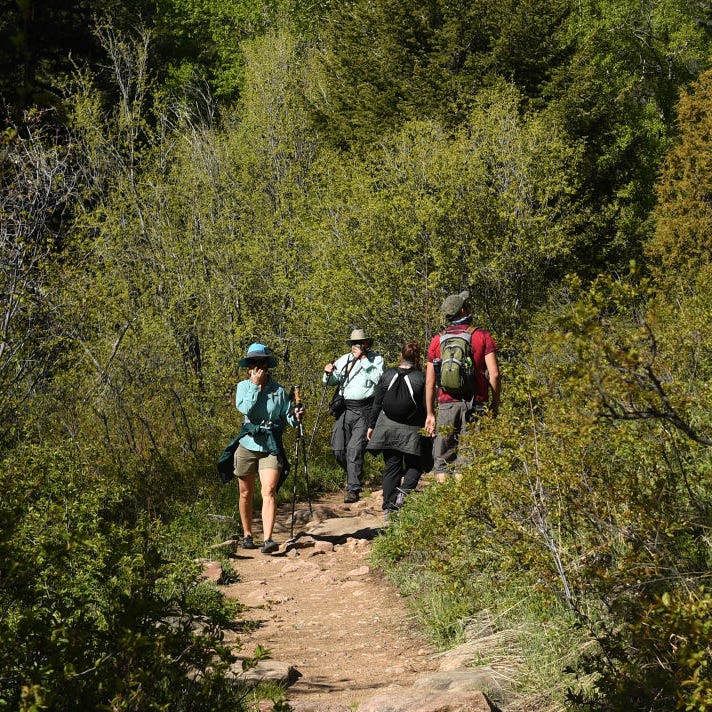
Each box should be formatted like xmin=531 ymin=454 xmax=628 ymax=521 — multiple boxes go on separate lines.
xmin=346 ymin=565 xmax=370 ymax=578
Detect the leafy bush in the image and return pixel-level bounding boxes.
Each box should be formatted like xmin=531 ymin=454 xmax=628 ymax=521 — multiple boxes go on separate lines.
xmin=570 ymin=588 xmax=712 ymax=710
xmin=0 ymin=442 xmax=247 ymax=711
xmin=372 ymin=268 xmax=712 ymax=709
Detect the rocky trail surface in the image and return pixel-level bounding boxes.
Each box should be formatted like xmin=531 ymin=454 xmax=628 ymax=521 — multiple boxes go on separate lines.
xmin=203 ymin=488 xmax=510 ymax=712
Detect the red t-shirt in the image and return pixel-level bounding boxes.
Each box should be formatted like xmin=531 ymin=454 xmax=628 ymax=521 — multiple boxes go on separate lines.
xmin=427 ymin=324 xmax=498 ymax=404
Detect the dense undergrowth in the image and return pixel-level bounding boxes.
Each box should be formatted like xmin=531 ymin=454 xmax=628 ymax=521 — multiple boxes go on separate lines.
xmin=372 ymin=268 xmax=712 ymax=710
xmin=0 ymin=443 xmax=247 ymax=710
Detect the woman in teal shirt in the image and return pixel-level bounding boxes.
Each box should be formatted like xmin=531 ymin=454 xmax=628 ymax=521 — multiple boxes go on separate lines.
xmin=234 ymin=343 xmax=302 ymax=554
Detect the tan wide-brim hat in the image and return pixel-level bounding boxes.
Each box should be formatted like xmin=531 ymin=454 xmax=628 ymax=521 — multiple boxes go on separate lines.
xmin=346 ymin=328 xmax=372 ymax=344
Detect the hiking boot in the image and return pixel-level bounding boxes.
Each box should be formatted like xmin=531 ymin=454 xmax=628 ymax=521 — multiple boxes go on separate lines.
xmin=242 ymin=535 xmax=257 ymax=550
xmin=261 ymin=538 xmax=279 ymax=555
xmin=395 ymin=488 xmax=407 ymax=508
xmin=343 ymin=491 xmax=360 ymax=504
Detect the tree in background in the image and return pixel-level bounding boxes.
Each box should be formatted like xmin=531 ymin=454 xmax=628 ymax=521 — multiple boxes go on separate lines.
xmin=543 ymin=0 xmax=712 ymax=273
xmin=313 ymin=0 xmax=572 ymax=148
xmin=0 ymin=117 xmax=81 ymax=448
xmin=300 ymin=81 xmax=585 ymax=352
xmin=646 ymin=67 xmax=712 ymax=280
xmin=312 ymin=0 xmax=712 ymax=278
xmin=0 ymin=0 xmax=154 ymax=121
xmin=0 ymin=0 xmax=332 ymax=123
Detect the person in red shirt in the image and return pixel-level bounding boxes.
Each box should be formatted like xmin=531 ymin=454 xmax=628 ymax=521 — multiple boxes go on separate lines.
xmin=425 ymin=290 xmax=501 ymax=482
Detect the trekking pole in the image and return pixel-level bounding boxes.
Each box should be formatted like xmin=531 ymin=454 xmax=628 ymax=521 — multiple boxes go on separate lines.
xmin=290 ymin=385 xmax=312 ymax=538
xmin=307 ymin=363 xmax=332 ymax=460
xmin=290 ymin=389 xmax=301 ymax=539
xmin=295 ymin=385 xmax=313 ymax=519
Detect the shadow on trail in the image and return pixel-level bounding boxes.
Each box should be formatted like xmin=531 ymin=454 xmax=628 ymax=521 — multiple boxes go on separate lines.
xmin=283 ymin=525 xmax=383 ymax=550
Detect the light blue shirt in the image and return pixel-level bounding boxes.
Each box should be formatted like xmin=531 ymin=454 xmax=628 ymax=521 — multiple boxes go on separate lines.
xmin=235 ymin=378 xmax=297 ymax=451
xmin=323 ymin=351 xmax=384 ymax=400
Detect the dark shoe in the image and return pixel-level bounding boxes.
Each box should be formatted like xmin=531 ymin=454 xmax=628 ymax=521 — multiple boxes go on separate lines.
xmin=384 ymin=508 xmax=398 ymax=522
xmin=261 ymin=538 xmax=279 ymax=554
xmin=343 ymin=491 xmax=360 ymax=504
xmin=242 ymin=535 xmax=257 ymax=550
xmin=384 ymin=505 xmax=399 ymax=521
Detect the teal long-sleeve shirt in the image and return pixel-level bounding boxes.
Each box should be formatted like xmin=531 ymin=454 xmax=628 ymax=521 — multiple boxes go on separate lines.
xmin=322 ymin=351 xmax=384 ymax=400
xmin=235 ymin=378 xmax=297 ymax=452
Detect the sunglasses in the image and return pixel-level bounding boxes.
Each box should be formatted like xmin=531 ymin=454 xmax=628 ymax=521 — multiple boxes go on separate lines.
xmin=249 ymin=359 xmax=269 ymax=368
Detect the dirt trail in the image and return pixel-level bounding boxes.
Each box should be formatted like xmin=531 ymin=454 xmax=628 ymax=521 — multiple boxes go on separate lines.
xmin=220 ymin=489 xmax=439 ymax=708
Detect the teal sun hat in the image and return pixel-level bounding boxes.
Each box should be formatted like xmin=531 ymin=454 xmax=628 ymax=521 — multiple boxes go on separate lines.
xmin=238 ymin=343 xmax=278 ymax=368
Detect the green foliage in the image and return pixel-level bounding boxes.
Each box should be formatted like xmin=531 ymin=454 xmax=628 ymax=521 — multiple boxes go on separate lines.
xmin=0 ymin=442 xmax=246 ymax=711
xmin=543 ymin=0 xmax=712 ymax=271
xmin=154 ymin=0 xmax=279 ymax=100
xmin=313 ymin=0 xmax=573 ymax=147
xmin=312 ymin=0 xmax=712 ymax=277
xmin=647 ymin=68 xmax=712 ymax=281
xmin=0 ymin=0 xmax=154 ymax=120
xmin=372 ymin=482 xmax=586 ymax=703
xmin=0 ymin=118 xmax=80 ymax=449
xmin=570 ymin=589 xmax=712 ymax=710
xmin=4 ymin=5 xmax=712 ymax=710
xmin=373 ymin=266 xmax=712 ymax=708
xmin=301 ymin=83 xmax=586 ymax=349
xmin=154 ymin=0 xmax=331 ymax=100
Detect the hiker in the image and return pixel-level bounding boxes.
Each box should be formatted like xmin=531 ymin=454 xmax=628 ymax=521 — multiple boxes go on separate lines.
xmin=366 ymin=340 xmax=432 ymax=516
xmin=235 ymin=343 xmax=304 ymax=554
xmin=323 ymin=328 xmax=384 ymax=503
xmin=425 ymin=291 xmax=501 ymax=482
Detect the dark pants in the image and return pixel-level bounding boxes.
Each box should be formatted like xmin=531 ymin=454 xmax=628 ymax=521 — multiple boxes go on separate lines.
xmin=381 ymin=449 xmax=423 ymax=511
xmin=331 ymin=401 xmax=371 ymax=493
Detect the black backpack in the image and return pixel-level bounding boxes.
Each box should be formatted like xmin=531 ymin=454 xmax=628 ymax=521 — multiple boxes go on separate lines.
xmin=382 ymin=371 xmax=418 ymax=423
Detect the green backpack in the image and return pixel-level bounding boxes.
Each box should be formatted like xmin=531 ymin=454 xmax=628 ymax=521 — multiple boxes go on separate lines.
xmin=438 ymin=326 xmax=476 ymax=394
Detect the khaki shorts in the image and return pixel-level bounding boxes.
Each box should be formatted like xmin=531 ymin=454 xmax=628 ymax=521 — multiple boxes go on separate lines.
xmin=234 ymin=444 xmax=282 ymax=478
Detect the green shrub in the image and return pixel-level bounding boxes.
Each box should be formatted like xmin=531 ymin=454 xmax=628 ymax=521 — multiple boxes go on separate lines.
xmin=0 ymin=442 xmax=247 ymax=711
xmin=570 ymin=589 xmax=712 ymax=710
xmin=372 ymin=269 xmax=712 ymax=709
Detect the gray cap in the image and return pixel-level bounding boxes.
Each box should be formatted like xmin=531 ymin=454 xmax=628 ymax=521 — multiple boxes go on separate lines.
xmin=440 ymin=290 xmax=470 ymax=318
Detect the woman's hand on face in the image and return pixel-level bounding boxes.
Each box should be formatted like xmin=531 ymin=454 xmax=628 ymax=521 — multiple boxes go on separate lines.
xmin=251 ymin=367 xmax=267 ymax=387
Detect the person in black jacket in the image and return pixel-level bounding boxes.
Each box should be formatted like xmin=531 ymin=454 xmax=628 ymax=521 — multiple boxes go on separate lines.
xmin=366 ymin=341 xmax=432 ymax=516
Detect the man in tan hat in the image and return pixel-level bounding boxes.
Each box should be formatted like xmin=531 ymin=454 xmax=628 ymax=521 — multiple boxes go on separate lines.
xmin=425 ymin=291 xmax=501 ymax=482
xmin=323 ymin=329 xmax=384 ymax=502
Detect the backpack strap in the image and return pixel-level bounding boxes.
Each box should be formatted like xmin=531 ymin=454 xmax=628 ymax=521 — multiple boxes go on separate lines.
xmin=439 ymin=324 xmax=477 ymax=339
xmin=386 ymin=371 xmax=416 ymax=406
xmin=386 ymin=372 xmax=400 ymax=391
xmin=336 ymin=355 xmax=361 ymax=395
xmin=402 ymin=374 xmax=416 ymax=405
